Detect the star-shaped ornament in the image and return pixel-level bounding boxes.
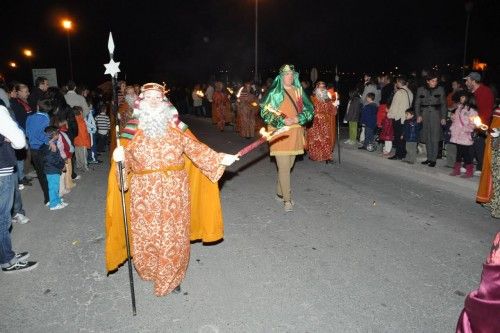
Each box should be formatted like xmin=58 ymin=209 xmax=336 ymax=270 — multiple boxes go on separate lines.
xmin=104 ymin=59 xmax=121 ymax=77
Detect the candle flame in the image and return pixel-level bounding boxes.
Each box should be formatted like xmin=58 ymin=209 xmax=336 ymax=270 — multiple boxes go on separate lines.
xmin=472 ymin=116 xmax=488 ymax=131
xmin=251 ymin=102 xmax=258 ymax=107
xmin=196 ymin=90 xmax=204 ymax=97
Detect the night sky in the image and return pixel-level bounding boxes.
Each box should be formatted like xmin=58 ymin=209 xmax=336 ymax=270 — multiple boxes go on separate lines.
xmin=1 ymin=0 xmax=499 ymax=86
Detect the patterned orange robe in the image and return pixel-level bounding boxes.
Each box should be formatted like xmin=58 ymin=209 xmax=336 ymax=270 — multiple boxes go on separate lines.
xmin=237 ymin=91 xmax=258 ymax=138
xmin=307 ymin=97 xmax=336 ymax=161
xmin=212 ymin=91 xmax=231 ymax=131
xmin=123 ymin=128 xmax=224 ymax=296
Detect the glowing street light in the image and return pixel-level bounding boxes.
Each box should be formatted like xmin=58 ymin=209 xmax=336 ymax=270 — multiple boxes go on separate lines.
xmin=23 ymin=49 xmax=33 ymax=57
xmin=61 ymin=18 xmax=74 ymax=80
xmin=9 ymin=62 xmax=17 ymax=68
xmin=61 ymin=19 xmax=72 ymax=30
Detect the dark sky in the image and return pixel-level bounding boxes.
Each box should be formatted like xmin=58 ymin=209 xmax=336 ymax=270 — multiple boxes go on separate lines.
xmin=1 ymin=0 xmax=499 ymax=86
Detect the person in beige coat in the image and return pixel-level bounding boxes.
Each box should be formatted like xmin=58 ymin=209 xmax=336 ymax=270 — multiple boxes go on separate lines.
xmin=387 ymin=76 xmax=413 ymax=160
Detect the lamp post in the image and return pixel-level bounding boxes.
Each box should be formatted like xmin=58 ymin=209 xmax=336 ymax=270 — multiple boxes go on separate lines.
xmin=463 ymin=1 xmax=474 ymax=76
xmin=61 ymin=19 xmax=74 ymax=81
xmin=254 ymin=0 xmax=258 ymax=83
xmin=22 ymin=49 xmax=33 ymax=80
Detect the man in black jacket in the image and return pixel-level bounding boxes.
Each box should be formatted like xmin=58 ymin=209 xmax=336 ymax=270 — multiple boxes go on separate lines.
xmin=28 ymin=76 xmax=49 ymax=111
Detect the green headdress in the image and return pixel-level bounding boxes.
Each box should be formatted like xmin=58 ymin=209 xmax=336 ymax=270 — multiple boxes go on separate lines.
xmin=260 ymin=64 xmax=314 ymax=128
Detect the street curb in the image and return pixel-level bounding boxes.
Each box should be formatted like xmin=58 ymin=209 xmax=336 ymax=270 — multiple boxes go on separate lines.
xmin=339 ymin=143 xmax=479 ymax=192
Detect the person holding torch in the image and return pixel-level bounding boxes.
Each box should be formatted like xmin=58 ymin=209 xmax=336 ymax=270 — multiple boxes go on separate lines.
xmin=260 ymin=64 xmax=314 ymax=212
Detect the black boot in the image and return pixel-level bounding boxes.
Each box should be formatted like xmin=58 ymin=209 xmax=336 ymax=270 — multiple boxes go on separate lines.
xmin=172 ymin=285 xmax=181 ymax=294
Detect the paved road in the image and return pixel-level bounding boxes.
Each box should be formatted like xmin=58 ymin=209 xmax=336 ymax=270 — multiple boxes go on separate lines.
xmin=1 ymin=116 xmax=498 ymax=332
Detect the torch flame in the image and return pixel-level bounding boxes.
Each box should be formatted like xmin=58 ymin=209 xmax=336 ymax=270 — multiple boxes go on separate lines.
xmin=236 ymin=87 xmax=244 ymax=98
xmin=196 ymin=90 xmax=204 ymax=98
xmin=259 ymin=127 xmax=272 ymax=140
xmin=472 ymin=116 xmax=488 ymax=131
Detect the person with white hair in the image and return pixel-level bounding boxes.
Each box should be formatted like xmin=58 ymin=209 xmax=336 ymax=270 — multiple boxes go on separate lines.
xmin=110 ymin=83 xmax=238 ymax=296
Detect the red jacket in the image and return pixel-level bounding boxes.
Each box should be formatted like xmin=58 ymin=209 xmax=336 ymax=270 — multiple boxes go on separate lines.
xmin=474 ymin=84 xmax=494 ymax=125
xmin=74 ymin=115 xmax=90 ymax=148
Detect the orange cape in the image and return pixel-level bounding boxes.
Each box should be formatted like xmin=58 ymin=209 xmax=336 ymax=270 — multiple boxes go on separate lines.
xmin=104 ymin=128 xmax=224 ymax=272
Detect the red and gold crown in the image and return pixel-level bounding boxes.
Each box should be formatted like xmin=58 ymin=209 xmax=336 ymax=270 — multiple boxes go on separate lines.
xmin=141 ymin=82 xmax=166 ymax=94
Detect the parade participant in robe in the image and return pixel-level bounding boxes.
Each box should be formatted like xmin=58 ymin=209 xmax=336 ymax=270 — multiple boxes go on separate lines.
xmin=260 ymin=64 xmax=314 ymax=212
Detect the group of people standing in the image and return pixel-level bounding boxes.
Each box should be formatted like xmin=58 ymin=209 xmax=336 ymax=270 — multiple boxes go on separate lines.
xmin=0 ymin=76 xmax=111 ymax=273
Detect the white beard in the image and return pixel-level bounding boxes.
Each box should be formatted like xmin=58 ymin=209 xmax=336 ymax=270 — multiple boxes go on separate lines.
xmin=137 ymin=105 xmax=171 ymax=138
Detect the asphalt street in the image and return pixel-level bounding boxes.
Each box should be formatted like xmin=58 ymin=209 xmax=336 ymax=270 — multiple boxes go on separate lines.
xmin=1 ymin=116 xmax=498 ymax=332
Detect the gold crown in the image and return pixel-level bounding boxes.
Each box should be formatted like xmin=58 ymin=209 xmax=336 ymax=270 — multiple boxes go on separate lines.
xmin=280 ymin=64 xmax=295 ymax=74
xmin=141 ymin=82 xmax=166 ymax=94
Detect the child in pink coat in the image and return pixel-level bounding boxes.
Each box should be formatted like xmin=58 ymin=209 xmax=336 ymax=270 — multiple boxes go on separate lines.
xmin=449 ymin=92 xmax=478 ymax=178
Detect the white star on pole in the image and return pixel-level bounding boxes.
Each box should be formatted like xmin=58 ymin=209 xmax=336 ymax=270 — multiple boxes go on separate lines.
xmin=104 ymin=59 xmax=121 ymax=77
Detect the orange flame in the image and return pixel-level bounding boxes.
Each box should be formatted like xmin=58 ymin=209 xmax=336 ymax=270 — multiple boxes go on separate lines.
xmin=472 ymin=116 xmax=488 ymax=131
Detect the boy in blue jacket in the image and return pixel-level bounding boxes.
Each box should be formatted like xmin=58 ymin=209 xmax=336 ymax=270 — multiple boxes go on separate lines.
xmin=43 ymin=126 xmax=68 ymax=211
xmin=402 ymin=109 xmax=422 ymax=164
xmin=359 ymin=93 xmax=378 ymax=151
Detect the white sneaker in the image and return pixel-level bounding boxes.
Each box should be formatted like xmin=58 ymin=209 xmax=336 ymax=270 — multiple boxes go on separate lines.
xmin=18 ymin=184 xmax=24 ymax=190
xmin=474 ymin=170 xmax=482 ymax=176
xmin=460 ymin=167 xmax=466 ymax=173
xmin=49 ymin=203 xmax=67 ymax=211
xmin=73 ymin=175 xmax=81 ymax=181
xmin=284 ymin=201 xmax=294 ymax=212
xmin=12 ymin=213 xmax=30 ymax=224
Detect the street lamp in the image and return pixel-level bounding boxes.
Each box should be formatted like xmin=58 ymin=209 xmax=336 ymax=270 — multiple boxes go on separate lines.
xmin=23 ymin=49 xmax=33 ymax=57
xmin=254 ymin=0 xmax=258 ymax=83
xmin=61 ymin=18 xmax=74 ymax=81
xmin=463 ymin=1 xmax=474 ymax=76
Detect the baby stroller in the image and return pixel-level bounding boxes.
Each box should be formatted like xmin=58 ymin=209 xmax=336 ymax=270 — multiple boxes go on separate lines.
xmin=366 ymin=127 xmax=382 ymax=152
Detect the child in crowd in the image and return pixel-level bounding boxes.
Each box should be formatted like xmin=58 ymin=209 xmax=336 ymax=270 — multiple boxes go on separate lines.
xmin=95 ymin=105 xmax=110 ymax=152
xmin=43 ymin=126 xmax=68 ymax=211
xmin=73 ymin=106 xmax=90 ymax=172
xmin=56 ymin=121 xmax=75 ymax=196
xmin=343 ymin=89 xmax=362 ymax=145
xmin=449 ymin=92 xmax=478 ymax=178
xmin=378 ymin=103 xmax=394 ymax=157
xmin=359 ymin=93 xmax=378 ymax=151
xmin=402 ymin=109 xmax=422 ymax=164
xmin=85 ymin=108 xmax=99 ymax=164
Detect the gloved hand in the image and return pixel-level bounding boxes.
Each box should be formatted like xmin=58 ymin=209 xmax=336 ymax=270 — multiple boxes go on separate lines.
xmin=220 ymin=154 xmax=239 ymax=166
xmin=491 ymin=128 xmax=500 ymax=138
xmin=113 ymin=146 xmax=125 ymax=162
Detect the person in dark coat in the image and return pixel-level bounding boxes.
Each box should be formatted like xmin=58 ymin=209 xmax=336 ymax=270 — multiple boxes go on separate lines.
xmin=359 ymin=93 xmax=378 ymax=150
xmin=402 ymin=109 xmax=422 ymax=164
xmin=414 ymin=72 xmax=447 ymax=167
xmin=43 ymin=126 xmax=67 ymax=210
xmin=344 ymin=88 xmax=362 ymax=145
xmin=28 ymin=77 xmax=49 ymax=111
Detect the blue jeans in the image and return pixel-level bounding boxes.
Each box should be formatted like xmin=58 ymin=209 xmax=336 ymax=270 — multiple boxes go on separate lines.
xmin=87 ymin=133 xmax=98 ymax=162
xmin=363 ymin=126 xmax=375 ymax=147
xmin=12 ymin=175 xmax=25 ymax=216
xmin=16 ymin=160 xmax=24 ymax=181
xmin=46 ymin=174 xmax=62 ymax=208
xmin=0 ymin=174 xmax=16 ymax=266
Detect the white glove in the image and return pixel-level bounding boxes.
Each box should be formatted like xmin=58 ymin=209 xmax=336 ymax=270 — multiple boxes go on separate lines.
xmin=491 ymin=128 xmax=500 ymax=138
xmin=220 ymin=154 xmax=239 ymax=166
xmin=113 ymin=146 xmax=125 ymax=163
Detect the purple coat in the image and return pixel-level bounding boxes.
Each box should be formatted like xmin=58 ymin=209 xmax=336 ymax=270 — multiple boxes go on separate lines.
xmin=450 ymin=105 xmax=477 ymax=146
